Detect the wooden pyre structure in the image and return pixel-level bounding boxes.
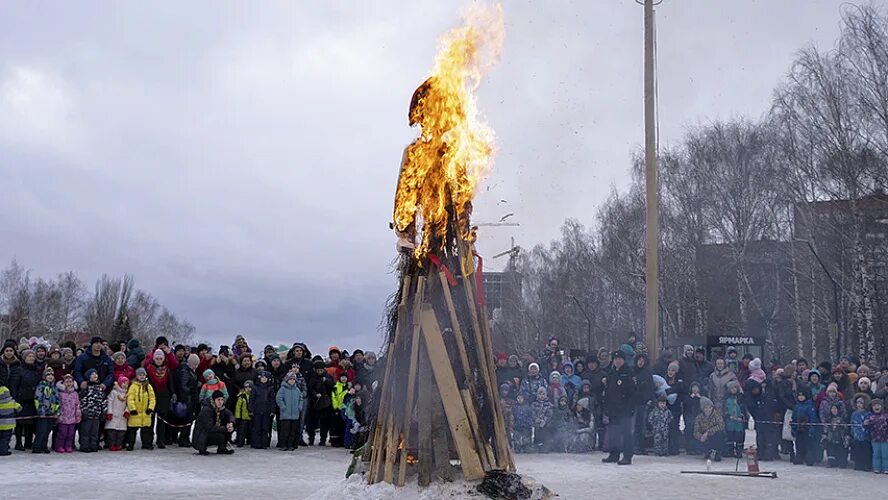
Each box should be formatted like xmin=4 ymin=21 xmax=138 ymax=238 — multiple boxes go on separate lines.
xmin=367 ymin=237 xmax=515 ymax=486
xmin=368 ymin=6 xmax=510 ymax=486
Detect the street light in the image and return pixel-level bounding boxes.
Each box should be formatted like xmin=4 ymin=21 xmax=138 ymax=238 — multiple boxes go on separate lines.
xmin=795 ymin=238 xmax=842 ymax=358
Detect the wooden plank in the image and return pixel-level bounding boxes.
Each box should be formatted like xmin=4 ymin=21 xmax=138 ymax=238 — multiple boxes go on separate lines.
xmin=417 ymin=339 xmax=433 ymax=487
xmin=420 ymin=306 xmax=485 ymax=481
xmin=476 ymin=290 xmax=515 ymax=470
xmin=438 ymin=271 xmax=474 ymax=385
xmin=397 ymin=276 xmax=426 ymax=486
xmin=461 ymin=388 xmax=494 ymax=470
xmin=430 ymin=378 xmax=453 ymax=482
xmin=369 ymin=275 xmax=412 ymax=483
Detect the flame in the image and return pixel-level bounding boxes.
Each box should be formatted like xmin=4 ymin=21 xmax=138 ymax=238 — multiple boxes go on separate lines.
xmin=393 ymin=4 xmax=504 ymax=259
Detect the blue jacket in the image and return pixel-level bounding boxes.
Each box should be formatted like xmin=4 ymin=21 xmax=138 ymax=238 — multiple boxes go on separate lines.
xmin=73 ymin=351 xmax=114 ymax=388
xmin=275 ymin=382 xmax=304 ymax=420
xmin=851 ymin=410 xmax=871 ymax=442
xmin=248 ymin=376 xmax=277 ymax=416
xmin=792 ymin=399 xmax=817 ymax=436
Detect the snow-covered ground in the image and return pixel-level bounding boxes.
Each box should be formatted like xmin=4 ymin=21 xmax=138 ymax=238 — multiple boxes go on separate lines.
xmin=3 ymin=445 xmax=886 ymax=500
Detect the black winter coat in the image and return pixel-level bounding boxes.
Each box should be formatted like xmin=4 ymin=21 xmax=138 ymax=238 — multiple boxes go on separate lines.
xmin=176 ymin=365 xmax=200 ymax=413
xmin=248 ymin=379 xmax=277 ymax=416
xmin=285 ymin=356 xmax=313 ymax=382
xmin=192 ymin=400 xmax=235 ymax=451
xmin=307 ymin=372 xmax=334 ymax=411
xmin=0 ymin=357 xmax=22 ymax=400
xmin=231 ymin=366 xmax=256 ymax=393
xmin=633 ymin=365 xmax=655 ymax=406
xmin=603 ymin=364 xmax=637 ymax=419
xmin=16 ymin=362 xmax=41 ymax=413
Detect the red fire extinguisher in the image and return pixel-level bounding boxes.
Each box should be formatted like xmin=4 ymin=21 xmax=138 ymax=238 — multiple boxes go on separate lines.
xmin=745 ymin=447 xmax=760 ymax=473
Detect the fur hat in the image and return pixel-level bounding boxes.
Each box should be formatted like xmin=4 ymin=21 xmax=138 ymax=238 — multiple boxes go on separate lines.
xmin=20 ymin=349 xmax=35 ymax=360
xmin=858 ymin=377 xmax=872 ymax=389
xmin=211 ymin=390 xmax=225 ymax=400
xmin=312 ymin=359 xmax=326 ymax=370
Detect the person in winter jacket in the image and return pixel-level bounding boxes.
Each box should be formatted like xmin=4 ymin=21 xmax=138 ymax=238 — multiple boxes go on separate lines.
xmin=79 ymin=368 xmax=107 ymax=452
xmin=14 ymin=350 xmax=40 ymax=451
xmin=723 ymin=380 xmax=747 ymax=459
xmin=864 ymin=398 xmax=888 ymax=473
xmin=685 ymin=382 xmax=703 ymax=454
xmin=174 ymin=354 xmax=200 ymax=447
xmin=823 ymin=402 xmax=849 ymax=468
xmin=560 ymin=361 xmax=581 ymax=394
xmin=693 ymin=396 xmax=725 ymax=461
xmin=664 ymin=361 xmax=686 ymax=455
xmin=276 ymin=372 xmax=305 ymax=451
xmin=633 ymin=353 xmax=655 ymax=454
xmin=531 ymin=387 xmax=553 ymax=451
xmin=105 ymin=376 xmax=129 ymax=451
xmin=111 ymin=351 xmax=135 ymax=386
xmin=569 ymin=396 xmax=595 ymax=453
xmin=46 ymin=348 xmax=68 ymax=383
xmin=126 ymin=367 xmax=156 ymax=451
xmin=232 ymin=335 xmax=252 ymax=360
xmin=792 ymin=385 xmax=818 ymax=465
xmin=520 ymin=363 xmax=548 ymax=401
xmin=200 ymin=368 xmax=228 ymax=403
xmin=234 ymin=380 xmax=252 ymax=447
xmin=330 ymin=372 xmax=349 ymax=447
xmin=724 ymin=347 xmax=739 ymax=374
xmin=549 ymin=394 xmax=573 ymax=453
xmin=602 ymin=350 xmax=638 ymax=465
xmin=307 ymin=359 xmax=334 ymax=446
xmin=708 ymin=358 xmax=738 ymax=411
xmin=547 ymin=371 xmax=567 ymax=405
xmin=32 ymin=368 xmax=59 ymax=453
xmin=819 ymin=383 xmax=846 ymax=425
xmin=54 ymin=374 xmax=81 ymax=453
xmin=145 ymin=349 xmax=175 ymax=448
xmin=73 ymin=337 xmax=114 ymax=391
xmin=745 ymin=378 xmax=779 ymax=460
xmin=747 ymin=357 xmax=767 ymax=385
xmin=0 ymin=383 xmax=22 ymax=456
xmin=850 ymin=394 xmax=872 ymax=471
xmin=193 ymin=390 xmax=235 ymax=455
xmin=648 ymin=395 xmax=673 ymax=456
xmin=512 ymin=393 xmax=533 ymax=453
xmin=249 ymin=370 xmax=276 ymax=449
xmin=125 ymin=339 xmax=145 ymax=369
xmin=231 ymin=354 xmax=256 ymax=394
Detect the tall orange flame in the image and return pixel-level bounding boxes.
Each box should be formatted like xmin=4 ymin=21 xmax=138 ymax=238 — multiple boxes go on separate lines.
xmin=393 ymin=4 xmax=504 ymax=259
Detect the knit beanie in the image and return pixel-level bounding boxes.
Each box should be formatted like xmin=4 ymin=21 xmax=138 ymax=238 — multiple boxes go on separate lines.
xmin=699 ymin=396 xmax=714 ymax=410
xmin=187 ymin=354 xmax=200 ymax=370
xmin=112 ymin=351 xmax=126 ymax=361
xmin=135 ymin=367 xmax=147 ymax=378
xmin=153 ymin=349 xmax=165 ymax=361
xmin=203 ymin=369 xmax=215 ymax=380
xmin=211 ymin=390 xmax=225 ymax=400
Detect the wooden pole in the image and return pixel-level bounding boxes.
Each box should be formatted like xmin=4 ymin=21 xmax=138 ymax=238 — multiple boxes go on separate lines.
xmin=396 ymin=276 xmax=426 ymax=485
xmin=417 ymin=339 xmax=433 ymax=487
xmin=643 ymin=0 xmax=661 ymax=355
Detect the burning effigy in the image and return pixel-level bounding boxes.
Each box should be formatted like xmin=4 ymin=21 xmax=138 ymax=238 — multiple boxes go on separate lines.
xmin=366 ymin=4 xmax=516 ymax=488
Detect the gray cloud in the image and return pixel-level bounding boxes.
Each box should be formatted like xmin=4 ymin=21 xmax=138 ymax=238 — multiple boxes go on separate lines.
xmin=0 ymin=1 xmax=845 ymax=350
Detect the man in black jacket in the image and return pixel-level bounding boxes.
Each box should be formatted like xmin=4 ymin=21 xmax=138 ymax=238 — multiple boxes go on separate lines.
xmin=306 ymin=359 xmax=334 ymax=446
xmin=602 ymin=350 xmax=638 ymax=465
xmin=193 ymin=390 xmax=235 ymax=455
xmin=175 ymin=354 xmax=201 ymax=447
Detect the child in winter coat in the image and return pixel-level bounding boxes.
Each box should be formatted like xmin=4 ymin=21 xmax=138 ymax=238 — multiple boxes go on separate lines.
xmin=126 ymin=367 xmax=156 ymax=451
xmin=850 ymin=394 xmax=872 ymax=471
xmin=792 ymin=386 xmax=818 ymax=466
xmin=550 ymin=394 xmax=573 ymax=453
xmin=685 ymin=382 xmax=703 ymax=454
xmin=276 ymin=371 xmax=304 ymax=451
xmin=55 ymin=374 xmax=81 ymax=453
xmin=512 ymin=393 xmax=533 ymax=453
xmin=248 ymin=370 xmax=276 ymax=449
xmin=199 ymin=369 xmax=228 ymax=403
xmin=531 ymin=387 xmax=553 ymax=451
xmin=723 ymin=380 xmax=747 ymax=459
xmin=823 ymin=402 xmax=849 ymax=468
xmin=105 ymin=377 xmax=129 ymax=451
xmin=0 ymin=384 xmax=22 ymax=456
xmin=79 ymin=369 xmax=107 ymax=452
xmin=547 ymin=372 xmax=566 ymax=405
xmin=234 ymin=380 xmax=252 ymax=447
xmin=863 ymin=398 xmax=888 ymax=473
xmin=33 ymin=368 xmax=59 ymax=453
xmin=648 ymin=395 xmax=673 ymax=456
xmin=330 ymin=373 xmax=349 ymax=447
xmin=568 ymin=396 xmax=595 ymax=453
xmin=346 ymin=393 xmax=368 ymax=450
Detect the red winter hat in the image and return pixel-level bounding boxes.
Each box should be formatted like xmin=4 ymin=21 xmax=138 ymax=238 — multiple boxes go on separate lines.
xmin=497 ymin=352 xmax=507 ymax=362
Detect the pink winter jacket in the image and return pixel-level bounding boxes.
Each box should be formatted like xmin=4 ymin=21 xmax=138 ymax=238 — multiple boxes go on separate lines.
xmin=56 ymin=382 xmax=82 ymax=425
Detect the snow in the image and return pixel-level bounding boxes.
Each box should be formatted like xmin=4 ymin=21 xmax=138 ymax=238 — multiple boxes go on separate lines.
xmin=3 ymin=446 xmax=886 ymax=499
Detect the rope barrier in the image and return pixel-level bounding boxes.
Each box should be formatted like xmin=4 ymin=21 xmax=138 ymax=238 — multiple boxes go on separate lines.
xmin=10 ymin=414 xmax=195 ymax=427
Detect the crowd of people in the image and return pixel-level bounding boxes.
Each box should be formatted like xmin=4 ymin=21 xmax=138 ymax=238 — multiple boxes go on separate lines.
xmin=0 ymin=335 xmax=380 ymax=456
xmin=2 ymin=332 xmax=888 ymax=476
xmin=495 ymin=335 xmax=888 ymax=473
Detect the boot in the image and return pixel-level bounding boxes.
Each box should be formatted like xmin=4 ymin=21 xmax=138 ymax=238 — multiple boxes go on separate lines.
xmin=602 ymin=452 xmax=620 ymax=463
xmin=617 ymin=456 xmax=633 ymax=465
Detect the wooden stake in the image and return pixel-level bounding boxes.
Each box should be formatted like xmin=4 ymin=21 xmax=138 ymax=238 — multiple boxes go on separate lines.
xmin=417 ymin=338 xmax=432 ymax=487
xmin=438 ymin=271 xmax=474 ymax=386
xmin=397 ymin=275 xmax=426 ymax=486
xmin=420 ymin=306 xmax=485 ymax=480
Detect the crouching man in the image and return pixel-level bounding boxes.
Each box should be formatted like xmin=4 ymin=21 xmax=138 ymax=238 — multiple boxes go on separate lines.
xmin=193 ymin=390 xmax=235 ymax=455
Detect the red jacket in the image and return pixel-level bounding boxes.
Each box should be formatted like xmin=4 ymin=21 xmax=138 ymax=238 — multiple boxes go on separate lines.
xmin=142 ymin=348 xmax=180 ymax=371
xmin=146 ymin=361 xmax=174 ymax=398
xmin=113 ymin=363 xmax=136 ymax=384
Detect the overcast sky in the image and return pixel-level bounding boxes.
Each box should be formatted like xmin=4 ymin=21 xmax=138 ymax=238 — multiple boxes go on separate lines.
xmin=0 ymin=1 xmax=848 ymax=351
